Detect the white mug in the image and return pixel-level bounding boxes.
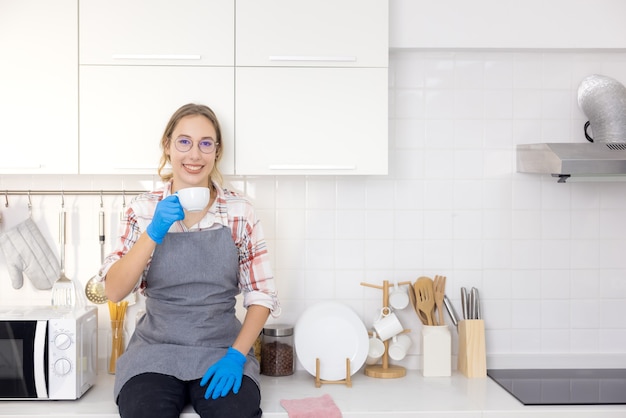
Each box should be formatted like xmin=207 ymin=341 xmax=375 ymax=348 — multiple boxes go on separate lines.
xmin=388 ymin=281 xmax=409 ymax=310
xmin=366 ymin=332 xmax=385 ymax=365
xmin=177 ymin=187 xmax=210 ymax=212
xmin=388 ymin=334 xmax=412 ymax=361
xmin=373 ymin=307 xmax=404 ymax=341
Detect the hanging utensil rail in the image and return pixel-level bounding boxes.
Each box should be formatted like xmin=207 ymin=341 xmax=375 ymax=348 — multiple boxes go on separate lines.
xmin=3 ymin=189 xmax=146 ymax=207
xmin=4 ymin=189 xmax=145 ymax=196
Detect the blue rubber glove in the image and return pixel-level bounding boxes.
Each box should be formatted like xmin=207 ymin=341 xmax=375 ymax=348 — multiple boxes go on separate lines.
xmin=146 ymin=195 xmax=185 ymax=244
xmin=200 ymin=347 xmax=246 ymax=399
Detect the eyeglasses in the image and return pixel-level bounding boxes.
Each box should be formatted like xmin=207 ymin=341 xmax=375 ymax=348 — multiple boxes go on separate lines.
xmin=173 ymin=136 xmax=218 ymax=154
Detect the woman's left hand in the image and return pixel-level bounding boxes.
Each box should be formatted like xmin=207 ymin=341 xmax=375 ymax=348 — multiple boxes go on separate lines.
xmin=200 ymin=347 xmax=246 ymax=399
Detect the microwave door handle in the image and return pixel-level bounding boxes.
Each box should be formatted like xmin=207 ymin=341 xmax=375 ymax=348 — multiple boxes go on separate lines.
xmin=34 ymin=320 xmax=48 ymax=398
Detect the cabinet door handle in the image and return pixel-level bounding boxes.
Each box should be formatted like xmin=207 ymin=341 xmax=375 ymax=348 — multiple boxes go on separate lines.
xmin=111 ymin=54 xmax=202 ymax=61
xmin=268 ymin=55 xmax=356 ymax=63
xmin=268 ymin=164 xmax=356 ymax=171
xmin=0 ymin=164 xmax=42 ymax=169
xmin=112 ymin=166 xmax=159 ymax=171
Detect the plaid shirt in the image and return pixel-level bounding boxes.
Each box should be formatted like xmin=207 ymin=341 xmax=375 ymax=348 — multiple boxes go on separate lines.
xmin=99 ymin=181 xmax=280 ymax=316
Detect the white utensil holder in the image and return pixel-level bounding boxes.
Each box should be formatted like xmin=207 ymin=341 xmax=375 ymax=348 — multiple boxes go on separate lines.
xmin=421 ymin=325 xmax=451 ymax=377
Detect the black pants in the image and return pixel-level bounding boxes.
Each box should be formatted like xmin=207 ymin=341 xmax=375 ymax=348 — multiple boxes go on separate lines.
xmin=117 ymin=373 xmax=262 ymax=418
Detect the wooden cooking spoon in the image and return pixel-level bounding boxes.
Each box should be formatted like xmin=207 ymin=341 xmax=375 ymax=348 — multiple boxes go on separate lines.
xmin=414 ymin=276 xmax=435 ymax=325
xmin=409 ymin=279 xmax=429 ymax=325
xmin=433 ymin=275 xmax=446 ymax=326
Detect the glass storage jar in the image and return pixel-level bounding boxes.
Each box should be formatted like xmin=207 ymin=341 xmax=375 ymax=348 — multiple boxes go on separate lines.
xmin=261 ymin=324 xmax=294 ymax=376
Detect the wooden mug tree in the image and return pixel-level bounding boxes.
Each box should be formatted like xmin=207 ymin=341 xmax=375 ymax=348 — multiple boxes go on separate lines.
xmin=360 ymin=280 xmax=412 ymax=378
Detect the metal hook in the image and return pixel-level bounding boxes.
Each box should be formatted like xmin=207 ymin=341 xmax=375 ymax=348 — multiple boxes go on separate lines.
xmin=100 ymin=190 xmax=104 ymax=208
xmin=4 ymin=191 xmax=7 ymax=208
xmin=27 ymin=191 xmax=32 ymax=216
xmin=61 ymin=190 xmax=65 ymax=209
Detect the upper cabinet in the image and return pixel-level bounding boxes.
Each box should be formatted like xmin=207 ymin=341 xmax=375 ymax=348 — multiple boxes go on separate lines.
xmin=3 ymin=0 xmax=388 ymax=176
xmin=390 ymin=0 xmax=626 ymax=49
xmin=79 ymin=66 xmax=235 ymax=175
xmin=236 ymin=0 xmax=388 ymax=67
xmin=79 ymin=0 xmax=234 ymax=66
xmin=235 ymin=0 xmax=389 ymax=175
xmin=78 ymin=0 xmax=235 ymax=175
xmin=0 ymin=0 xmax=78 ymax=174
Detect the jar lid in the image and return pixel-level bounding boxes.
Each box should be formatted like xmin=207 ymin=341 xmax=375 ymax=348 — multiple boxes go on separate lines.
xmin=263 ymin=324 xmax=294 ymax=337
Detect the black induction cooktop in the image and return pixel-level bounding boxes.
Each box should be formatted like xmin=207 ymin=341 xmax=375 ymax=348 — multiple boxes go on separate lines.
xmin=487 ymin=369 xmax=626 ymax=405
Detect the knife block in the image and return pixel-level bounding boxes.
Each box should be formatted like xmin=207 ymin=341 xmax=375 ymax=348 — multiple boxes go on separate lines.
xmin=457 ymin=319 xmax=486 ymax=378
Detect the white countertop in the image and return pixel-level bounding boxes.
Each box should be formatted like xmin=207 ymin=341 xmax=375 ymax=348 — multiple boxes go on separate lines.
xmin=1 ymin=370 xmax=625 ymax=417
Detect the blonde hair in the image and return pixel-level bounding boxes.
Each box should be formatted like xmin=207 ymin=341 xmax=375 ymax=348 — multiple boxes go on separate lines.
xmin=157 ymin=103 xmax=224 ymax=186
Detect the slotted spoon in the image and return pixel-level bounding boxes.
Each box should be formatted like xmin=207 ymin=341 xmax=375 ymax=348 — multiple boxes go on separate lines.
xmin=51 ymin=210 xmax=76 ymax=308
xmin=409 ymin=277 xmax=429 ymax=325
xmin=414 ymin=276 xmax=435 ymax=325
xmin=85 ymin=206 xmax=107 ymax=304
xmin=433 ymin=275 xmax=446 ymax=326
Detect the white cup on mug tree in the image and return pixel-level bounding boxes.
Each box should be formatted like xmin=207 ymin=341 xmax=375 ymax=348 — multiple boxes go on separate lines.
xmin=366 ymin=332 xmax=385 ymax=365
xmin=177 ymin=187 xmax=210 ymax=212
xmin=388 ymin=281 xmax=409 ymax=310
xmin=373 ymin=307 xmax=404 ymax=341
xmin=388 ymin=334 xmax=412 ymax=361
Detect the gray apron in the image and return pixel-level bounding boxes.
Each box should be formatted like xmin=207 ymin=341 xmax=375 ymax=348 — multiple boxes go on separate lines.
xmin=113 ymin=227 xmax=260 ymax=400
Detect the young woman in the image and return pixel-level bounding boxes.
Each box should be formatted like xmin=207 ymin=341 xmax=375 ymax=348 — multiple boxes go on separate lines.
xmin=99 ymin=103 xmax=280 ymax=418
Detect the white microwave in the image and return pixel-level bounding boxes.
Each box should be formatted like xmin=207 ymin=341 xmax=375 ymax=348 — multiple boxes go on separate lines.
xmin=0 ymin=306 xmax=97 ymax=400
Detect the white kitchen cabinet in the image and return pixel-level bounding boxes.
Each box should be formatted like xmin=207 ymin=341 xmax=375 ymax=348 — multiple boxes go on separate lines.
xmin=390 ymin=0 xmax=626 ymax=49
xmin=236 ymin=0 xmax=388 ymax=68
xmin=79 ymin=66 xmax=235 ymax=175
xmin=235 ymin=0 xmax=389 ymax=175
xmin=0 ymin=0 xmax=78 ymax=174
xmin=79 ymin=0 xmax=233 ymax=66
xmin=77 ymin=0 xmax=388 ymax=176
xmin=235 ymin=67 xmax=388 ymax=175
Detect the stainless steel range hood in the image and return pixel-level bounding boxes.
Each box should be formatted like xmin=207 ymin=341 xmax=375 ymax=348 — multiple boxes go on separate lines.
xmin=517 ymin=142 xmax=626 ymax=183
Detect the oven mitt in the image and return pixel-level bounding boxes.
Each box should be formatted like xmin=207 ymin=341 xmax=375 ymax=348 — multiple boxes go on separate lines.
xmin=0 ymin=217 xmax=60 ymax=290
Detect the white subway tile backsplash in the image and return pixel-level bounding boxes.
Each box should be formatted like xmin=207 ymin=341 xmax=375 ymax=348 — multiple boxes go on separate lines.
xmin=3 ymin=50 xmax=626 ymax=362
xmin=454 ymin=56 xmax=485 ymax=89
xmin=513 ymin=89 xmax=543 ymax=119
xmin=511 ymin=241 xmax=542 ymax=269
xmin=569 ymin=240 xmax=600 ymax=269
xmin=484 ymin=89 xmax=513 ymax=119
xmin=511 ymin=329 xmax=542 ymax=352
xmin=484 ymin=55 xmax=514 ymax=89
xmin=453 ymin=119 xmax=484 ymax=148
xmin=513 ymin=54 xmax=544 ymax=89
xmin=422 ymin=239 xmax=453 ymax=269
xmin=541 ymin=329 xmax=571 ymax=352
xmin=427 ymin=90 xmax=456 ymax=120
xmin=424 ymin=55 xmax=455 ymax=89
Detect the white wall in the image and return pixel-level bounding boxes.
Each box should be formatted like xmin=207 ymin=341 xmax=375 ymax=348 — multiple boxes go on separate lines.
xmin=2 ymin=50 xmax=626 ymax=368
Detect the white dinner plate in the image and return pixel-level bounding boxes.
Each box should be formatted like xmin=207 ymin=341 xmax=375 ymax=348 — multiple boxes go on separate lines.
xmin=294 ymin=301 xmax=369 ymax=381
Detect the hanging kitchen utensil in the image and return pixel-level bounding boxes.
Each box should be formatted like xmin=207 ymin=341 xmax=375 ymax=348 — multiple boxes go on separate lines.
xmin=414 ymin=276 xmax=435 ymax=326
xmin=85 ymin=199 xmax=107 ymax=304
xmin=51 ymin=204 xmax=76 ymax=308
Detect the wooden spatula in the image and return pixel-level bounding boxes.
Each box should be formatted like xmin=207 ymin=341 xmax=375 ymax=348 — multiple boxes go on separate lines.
xmin=414 ymin=276 xmax=435 ymax=325
xmin=433 ymin=275 xmax=446 ymax=326
xmin=409 ymin=279 xmax=428 ymax=325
